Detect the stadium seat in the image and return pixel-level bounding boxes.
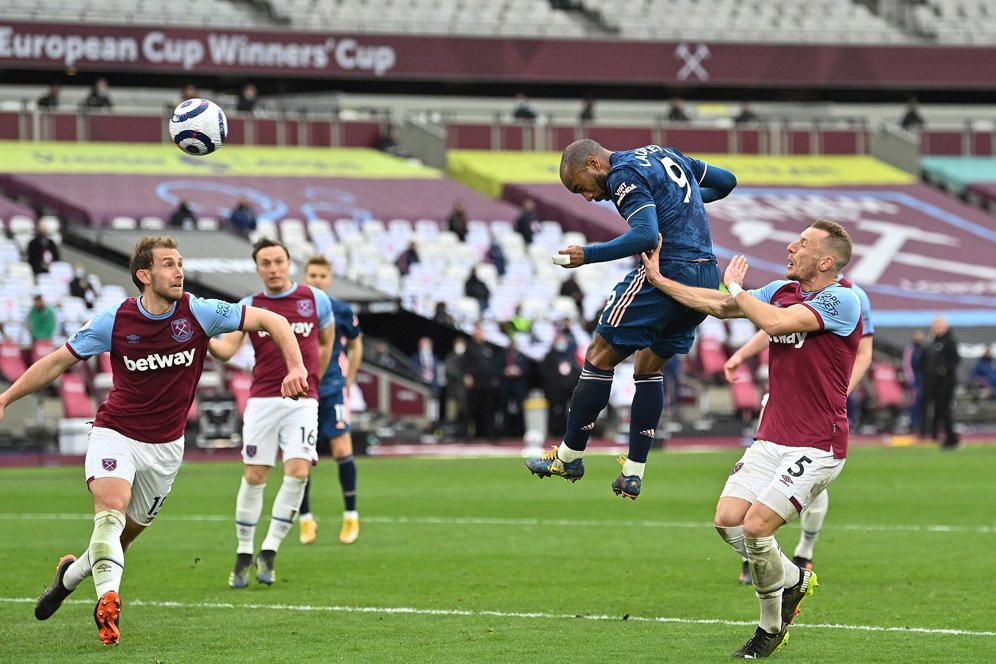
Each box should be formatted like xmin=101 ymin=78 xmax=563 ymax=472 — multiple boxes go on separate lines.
xmin=871 ymin=361 xmax=905 ymax=408
xmin=31 ymin=339 xmax=55 ymax=364
xmin=197 ymin=217 xmax=221 ymax=231
xmin=696 ymin=337 xmax=729 ymax=378
xmin=0 ymin=340 xmax=27 ymax=383
xmin=38 ymin=215 xmax=61 ymax=234
xmin=139 ymin=216 xmax=166 ymax=230
xmin=60 ymin=373 xmax=95 ymax=418
xmin=227 ymin=369 xmax=252 ymax=414
xmin=334 ymin=218 xmax=361 ymax=241
xmin=7 ymin=215 xmax=35 ymax=235
xmin=110 ymin=216 xmax=137 ymax=230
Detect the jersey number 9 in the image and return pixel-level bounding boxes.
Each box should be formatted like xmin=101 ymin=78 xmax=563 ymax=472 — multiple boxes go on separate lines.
xmin=660 ymin=156 xmax=691 ymax=204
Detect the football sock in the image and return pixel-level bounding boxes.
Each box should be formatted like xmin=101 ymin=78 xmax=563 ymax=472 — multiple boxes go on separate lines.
xmin=63 ymin=549 xmax=92 ymax=591
xmin=235 ymin=478 xmax=265 ymax=555
xmin=794 ymin=489 xmax=829 ymax=560
xmin=562 ymin=361 xmax=614 ymax=453
xmin=627 ymin=373 xmax=663 ymax=464
xmin=336 ymin=455 xmax=358 ymax=512
xmin=716 ymin=525 xmax=748 ymax=558
xmin=622 ymin=458 xmax=646 ymax=478
xmin=299 ymin=477 xmax=312 ymax=516
xmin=261 ymin=475 xmax=308 ymax=552
xmin=745 ymin=535 xmax=785 ymax=634
xmin=781 ymin=551 xmax=801 ymax=589
xmin=88 ymin=510 xmax=126 ymax=599
xmin=344 ymin=510 xmax=359 ymax=520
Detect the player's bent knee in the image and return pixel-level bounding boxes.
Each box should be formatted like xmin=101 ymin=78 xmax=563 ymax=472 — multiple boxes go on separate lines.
xmin=243 ymin=465 xmax=270 ymax=485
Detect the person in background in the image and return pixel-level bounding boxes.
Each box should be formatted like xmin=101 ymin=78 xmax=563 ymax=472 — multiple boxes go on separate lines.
xmin=579 ymin=96 xmax=596 ymax=123
xmin=236 ymin=83 xmax=258 ymax=113
xmin=443 ymin=337 xmax=471 ymax=440
xmin=84 ymin=78 xmax=113 ymax=111
xmin=902 ymin=330 xmax=925 ymax=435
xmin=411 ymin=336 xmax=443 ymax=431
xmin=228 ymin=197 xmax=257 ymax=238
xmin=37 ymin=82 xmax=61 ymax=111
xmin=485 ymin=240 xmax=506 ymax=277
xmin=970 ymin=348 xmax=996 ymax=398
xmin=168 ymin=198 xmax=197 ymax=231
xmin=69 ymin=266 xmax=99 ymax=309
xmin=515 ymin=198 xmax=541 ymax=245
xmin=433 ymin=302 xmax=456 ymax=328
xmin=447 ymin=200 xmax=468 ymax=242
xmin=27 ymin=226 xmax=60 ymax=275
xmin=395 ymin=241 xmax=420 ymax=276
xmin=499 ymin=339 xmax=531 ymax=438
xmin=559 ymin=273 xmax=584 ymax=313
xmin=464 ymin=324 xmax=502 ymax=441
xmin=900 ymin=97 xmax=926 ymax=131
xmin=512 ymin=92 xmax=538 ymax=121
xmin=27 ymin=294 xmax=56 ymax=343
xmin=919 ymin=314 xmax=960 ymax=449
xmin=666 ymin=97 xmax=691 ymax=122
xmin=464 ymin=267 xmax=491 ymax=314
xmin=734 ymin=101 xmax=759 ymax=125
xmin=540 ymin=332 xmax=581 ymax=441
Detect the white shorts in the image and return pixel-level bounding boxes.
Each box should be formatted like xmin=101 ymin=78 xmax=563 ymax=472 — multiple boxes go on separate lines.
xmin=721 ymin=439 xmax=845 ymax=523
xmin=241 ymin=397 xmax=319 ymax=467
xmin=84 ymin=426 xmax=184 ymax=527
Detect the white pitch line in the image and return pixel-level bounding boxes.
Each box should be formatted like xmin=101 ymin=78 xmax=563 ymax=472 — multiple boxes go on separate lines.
xmin=0 ymin=597 xmax=992 ymax=637
xmin=1 ymin=513 xmax=994 ymax=535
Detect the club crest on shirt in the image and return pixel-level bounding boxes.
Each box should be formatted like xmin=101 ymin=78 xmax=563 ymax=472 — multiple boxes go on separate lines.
xmin=246 ymin=445 xmax=257 ymax=458
xmin=297 ymin=299 xmax=315 ymax=317
xmin=171 ymin=318 xmax=193 ymax=343
xmin=102 ymin=458 xmax=117 ymax=471
xmin=730 ymin=462 xmax=743 ymax=476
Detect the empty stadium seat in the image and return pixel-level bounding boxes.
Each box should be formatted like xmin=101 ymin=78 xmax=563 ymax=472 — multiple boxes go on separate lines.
xmin=110 ymin=216 xmax=137 ymax=230
xmin=0 ymin=340 xmax=27 ymax=382
xmin=60 ymin=373 xmax=95 ymax=418
xmin=197 ymin=217 xmax=221 ymax=231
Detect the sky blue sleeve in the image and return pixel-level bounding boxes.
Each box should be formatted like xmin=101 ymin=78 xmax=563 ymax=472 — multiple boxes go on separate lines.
xmin=747 ymin=280 xmax=792 ymax=304
xmin=808 ymin=288 xmax=862 ymax=336
xmin=189 ymin=296 xmax=247 ymax=337
xmin=850 ymin=283 xmax=875 ymax=335
xmin=334 ymin=299 xmax=362 ymax=338
xmin=309 ymin=286 xmax=334 ymax=328
xmin=66 ymin=306 xmax=117 ymax=359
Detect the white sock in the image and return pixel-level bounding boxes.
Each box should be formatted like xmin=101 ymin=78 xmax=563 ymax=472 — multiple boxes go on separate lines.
xmin=236 ymin=478 xmax=265 ymax=555
xmin=557 ymin=443 xmax=583 ymax=462
xmin=261 ymin=475 xmax=308 ymax=552
xmin=794 ymin=490 xmax=829 ymax=560
xmin=89 ymin=510 xmax=126 ymax=599
xmin=716 ymin=525 xmax=748 ymax=558
xmin=622 ymin=458 xmax=646 ymax=478
xmin=63 ymin=549 xmax=93 ymax=591
xmin=343 ymin=510 xmax=358 ymax=520
xmin=300 ymin=512 xmax=314 ymax=521
xmin=745 ymin=535 xmax=785 ymax=634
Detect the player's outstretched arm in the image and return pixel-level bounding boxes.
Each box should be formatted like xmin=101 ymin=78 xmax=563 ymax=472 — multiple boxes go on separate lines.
xmin=208 ymin=329 xmax=246 ymax=362
xmin=640 ymin=234 xmax=740 ymax=318
xmin=0 ymin=346 xmax=80 ymax=423
xmin=243 ymin=306 xmax=308 ymax=398
xmin=724 ymin=329 xmax=770 ymax=383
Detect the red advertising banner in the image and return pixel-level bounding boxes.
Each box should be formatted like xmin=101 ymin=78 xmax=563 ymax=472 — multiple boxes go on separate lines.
xmin=2 ymin=21 xmax=996 ymax=88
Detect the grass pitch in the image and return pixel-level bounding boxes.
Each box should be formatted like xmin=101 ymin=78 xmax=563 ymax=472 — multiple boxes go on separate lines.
xmin=1 ymin=444 xmax=994 ymax=663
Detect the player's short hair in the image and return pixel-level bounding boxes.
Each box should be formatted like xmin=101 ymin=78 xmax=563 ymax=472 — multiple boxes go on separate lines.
xmin=304 ymin=255 xmax=331 ymax=271
xmin=251 ymin=237 xmax=290 ymax=263
xmin=560 ymin=139 xmax=603 ymax=176
xmin=810 ymin=220 xmax=852 ymax=271
xmin=129 ymin=235 xmax=178 ymax=293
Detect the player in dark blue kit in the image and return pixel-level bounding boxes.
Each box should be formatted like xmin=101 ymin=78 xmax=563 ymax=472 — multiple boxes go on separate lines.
xmin=300 ymin=256 xmax=364 ymax=544
xmin=526 ymin=139 xmax=736 ymax=499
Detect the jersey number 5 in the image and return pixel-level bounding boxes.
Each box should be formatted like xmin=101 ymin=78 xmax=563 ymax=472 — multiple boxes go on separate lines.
xmin=660 ymin=156 xmax=691 ymax=204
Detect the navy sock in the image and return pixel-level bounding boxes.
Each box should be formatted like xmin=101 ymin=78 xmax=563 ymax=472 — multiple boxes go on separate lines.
xmin=336 ymin=455 xmax=357 ymax=512
xmin=563 ymin=361 xmax=614 ymax=452
xmin=299 ymin=477 xmax=312 ymax=515
xmin=628 ymin=373 xmax=663 ymax=463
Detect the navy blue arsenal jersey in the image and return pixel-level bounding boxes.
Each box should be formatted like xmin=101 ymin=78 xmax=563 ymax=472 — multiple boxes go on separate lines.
xmin=607 ymin=145 xmax=715 ymax=262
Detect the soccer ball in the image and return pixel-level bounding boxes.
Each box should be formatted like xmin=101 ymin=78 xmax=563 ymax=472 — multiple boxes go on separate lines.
xmin=169 ymin=98 xmax=228 ymax=156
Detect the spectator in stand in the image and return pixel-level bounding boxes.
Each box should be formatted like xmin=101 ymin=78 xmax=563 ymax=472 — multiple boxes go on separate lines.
xmin=499 ymin=338 xmax=531 ymax=438
xmin=447 ymin=200 xmax=469 ymax=242
xmin=37 ymin=82 xmax=61 ymax=111
xmin=559 ymin=273 xmax=584 ymax=312
xmin=464 ymin=324 xmax=502 ymax=441
xmin=920 ymin=314 xmax=960 ymax=448
xmin=376 ymin=125 xmax=411 ymax=158
xmin=168 ymin=198 xmax=197 ymax=231
xmin=514 ymin=198 xmax=541 ymax=245
xmin=512 ymin=92 xmax=538 ymax=122
xmin=579 ymin=96 xmax=596 ymax=123
xmin=236 ymin=83 xmax=258 ymax=113
xmin=900 ymin=97 xmax=926 ymax=131
xmin=734 ymin=101 xmax=759 ymax=125
xmin=396 ymin=240 xmax=420 ymax=276
xmin=443 ymin=337 xmax=471 ymax=440
xmin=433 ymin=301 xmax=456 ymax=328
xmin=540 ymin=331 xmax=581 ymax=440
xmin=902 ymin=330 xmax=925 ymax=434
xmin=84 ymin=78 xmax=113 ymax=111
xmin=485 ymin=239 xmax=506 ymax=276
xmin=26 ymin=294 xmax=56 ymax=343
xmin=181 ymin=83 xmax=199 ymax=102
xmin=464 ymin=267 xmax=491 ymax=314
xmin=228 ymin=197 xmax=257 ymax=237
xmin=411 ymin=336 xmax=443 ymax=428
xmin=666 ymin=96 xmax=691 ymax=122
xmin=970 ymin=348 xmax=996 ymax=398
xmin=27 ymin=226 xmax=60 ymax=275
xmin=502 ymin=303 xmax=533 ymax=341
xmin=69 ymin=266 xmax=99 ymax=309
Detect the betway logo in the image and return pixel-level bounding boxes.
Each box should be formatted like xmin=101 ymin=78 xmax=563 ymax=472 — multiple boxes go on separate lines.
xmin=769 ymin=331 xmax=807 ymax=348
xmin=123 ymin=349 xmax=196 ymax=371
xmin=258 ymin=322 xmax=314 ymax=337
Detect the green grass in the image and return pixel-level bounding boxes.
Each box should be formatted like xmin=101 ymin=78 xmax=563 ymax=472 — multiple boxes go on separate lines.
xmin=1 ymin=444 xmax=994 ymax=663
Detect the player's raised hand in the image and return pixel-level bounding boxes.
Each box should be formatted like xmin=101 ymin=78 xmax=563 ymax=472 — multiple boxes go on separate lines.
xmin=554 ymin=245 xmax=585 ymax=268
xmin=281 ymin=367 xmax=309 ymax=400
xmin=724 ymin=255 xmax=749 ymax=290
xmin=723 ymin=355 xmax=743 ymax=383
xmin=639 ymin=234 xmax=664 ymax=284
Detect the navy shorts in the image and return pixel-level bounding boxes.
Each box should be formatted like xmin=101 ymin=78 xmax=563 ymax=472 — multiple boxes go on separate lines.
xmin=595 ymin=259 xmax=720 ymax=359
xmin=318 ymin=387 xmax=351 ymax=442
